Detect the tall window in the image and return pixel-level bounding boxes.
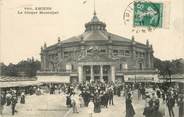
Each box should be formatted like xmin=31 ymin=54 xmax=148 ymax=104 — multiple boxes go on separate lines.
xmin=119 ymin=50 xmax=124 ymax=56
xmin=120 ymin=64 xmax=122 ymax=70
xmin=64 ymin=51 xmax=69 ymax=58
xmin=125 ymin=50 xmax=130 ymax=56
xmin=136 ymin=52 xmax=138 ymax=57
xmin=139 ymin=63 xmax=143 ymax=70
xmin=142 ymin=53 xmax=145 ymax=58
xmin=71 ymin=64 xmax=74 ymax=70
xmin=113 ymin=50 xmax=118 ymax=56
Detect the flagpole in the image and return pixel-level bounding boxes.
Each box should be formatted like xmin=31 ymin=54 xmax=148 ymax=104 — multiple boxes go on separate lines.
xmin=93 ymin=0 xmax=96 ymax=15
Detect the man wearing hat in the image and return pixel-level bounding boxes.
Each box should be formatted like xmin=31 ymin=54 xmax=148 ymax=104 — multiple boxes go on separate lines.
xmin=11 ymin=94 xmax=17 ymax=115
xmin=166 ymin=93 xmax=175 ymax=117
xmin=178 ymin=94 xmax=184 ymax=117
xmin=143 ymin=101 xmax=154 ymax=117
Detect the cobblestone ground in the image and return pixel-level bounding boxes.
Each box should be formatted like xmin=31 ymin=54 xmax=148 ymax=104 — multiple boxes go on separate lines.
xmin=1 ymin=90 xmax=179 ymax=117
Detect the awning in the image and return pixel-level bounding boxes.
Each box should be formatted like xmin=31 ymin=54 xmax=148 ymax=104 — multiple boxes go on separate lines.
xmin=0 ymin=81 xmax=42 ymax=88
xmin=37 ymin=75 xmax=70 ymax=83
xmin=124 ymin=74 xmax=159 ymax=82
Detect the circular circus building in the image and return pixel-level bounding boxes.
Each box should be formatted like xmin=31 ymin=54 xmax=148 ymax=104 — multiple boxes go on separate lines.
xmin=37 ymin=13 xmax=158 ymax=83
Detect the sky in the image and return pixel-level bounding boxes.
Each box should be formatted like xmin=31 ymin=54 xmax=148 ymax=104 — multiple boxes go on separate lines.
xmin=0 ymin=0 xmax=184 ymax=65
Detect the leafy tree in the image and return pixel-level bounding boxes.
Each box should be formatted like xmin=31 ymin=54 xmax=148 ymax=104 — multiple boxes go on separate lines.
xmin=154 ymin=57 xmax=184 ymax=75
xmin=0 ymin=58 xmax=41 ymax=77
xmin=6 ymin=63 xmax=18 ymax=76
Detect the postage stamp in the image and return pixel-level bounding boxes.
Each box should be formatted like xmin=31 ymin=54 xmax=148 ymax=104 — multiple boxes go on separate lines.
xmin=123 ymin=0 xmax=170 ymax=33
xmin=133 ymin=2 xmax=163 ymax=28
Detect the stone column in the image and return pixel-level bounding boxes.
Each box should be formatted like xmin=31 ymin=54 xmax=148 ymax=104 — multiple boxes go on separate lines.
xmin=150 ymin=50 xmax=154 ymax=68
xmin=111 ymin=65 xmax=115 ymax=82
xmin=100 ymin=65 xmax=103 ymax=82
xmin=40 ymin=54 xmax=44 ymax=70
xmin=90 ymin=65 xmax=94 ymax=81
xmin=78 ymin=65 xmax=83 ymax=82
xmin=147 ymin=51 xmax=151 ymax=68
xmin=43 ymin=54 xmax=47 ymax=71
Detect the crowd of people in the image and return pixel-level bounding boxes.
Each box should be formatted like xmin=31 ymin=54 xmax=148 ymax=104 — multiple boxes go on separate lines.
xmin=64 ymin=81 xmax=123 ymax=114
xmin=63 ymin=81 xmax=184 ymax=117
xmin=0 ymin=89 xmax=26 ymax=115
xmin=0 ymin=81 xmax=184 ymax=117
xmin=63 ymin=80 xmax=123 ymax=117
xmin=0 ymin=83 xmax=71 ymax=116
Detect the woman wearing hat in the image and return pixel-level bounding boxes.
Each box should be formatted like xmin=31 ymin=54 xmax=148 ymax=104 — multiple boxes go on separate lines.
xmin=125 ymin=93 xmax=135 ymax=117
xmin=143 ymin=100 xmax=154 ymax=117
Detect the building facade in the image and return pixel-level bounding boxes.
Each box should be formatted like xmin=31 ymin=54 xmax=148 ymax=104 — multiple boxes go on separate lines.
xmin=37 ymin=13 xmax=158 ymax=83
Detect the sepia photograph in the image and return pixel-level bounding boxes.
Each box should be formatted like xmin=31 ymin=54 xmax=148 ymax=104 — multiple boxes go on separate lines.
xmin=0 ymin=0 xmax=184 ymax=117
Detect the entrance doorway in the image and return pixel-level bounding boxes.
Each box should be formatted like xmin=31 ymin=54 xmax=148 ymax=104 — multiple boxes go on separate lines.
xmin=94 ymin=76 xmax=100 ymax=81
xmin=86 ymin=76 xmax=90 ymax=81
xmin=103 ymin=76 xmax=108 ymax=83
xmin=139 ymin=63 xmax=143 ymax=70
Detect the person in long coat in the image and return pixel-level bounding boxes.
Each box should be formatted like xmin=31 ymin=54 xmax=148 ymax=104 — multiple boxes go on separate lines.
xmin=6 ymin=92 xmax=12 ymax=106
xmin=166 ymin=94 xmax=175 ymax=117
xmin=0 ymin=102 xmax=3 ymax=115
xmin=117 ymin=86 xmax=121 ymax=97
xmin=66 ymin=94 xmax=72 ymax=107
xmin=1 ymin=92 xmax=6 ymax=106
xmin=143 ymin=101 xmax=153 ymax=117
xmin=88 ymin=99 xmax=94 ymax=117
xmin=104 ymin=91 xmax=109 ymax=108
xmin=94 ymin=94 xmax=101 ymax=113
xmin=152 ymin=100 xmax=163 ymax=117
xmin=71 ymin=93 xmax=79 ymax=113
xmin=108 ymin=88 xmax=114 ymax=105
xmin=71 ymin=93 xmax=76 ymax=113
xmin=125 ymin=93 xmax=135 ymax=117
xmin=178 ymin=95 xmax=184 ymax=117
xmin=11 ymin=95 xmax=17 ymax=115
xmin=74 ymin=94 xmax=80 ymax=113
xmin=79 ymin=94 xmax=84 ymax=107
xmin=20 ymin=92 xmax=25 ymax=104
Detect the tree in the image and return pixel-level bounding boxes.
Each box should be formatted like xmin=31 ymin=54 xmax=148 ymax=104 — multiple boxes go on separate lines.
xmin=154 ymin=57 xmax=184 ymax=75
xmin=16 ymin=59 xmax=41 ymax=77
xmin=1 ymin=59 xmax=41 ymax=77
xmin=6 ymin=63 xmax=18 ymax=76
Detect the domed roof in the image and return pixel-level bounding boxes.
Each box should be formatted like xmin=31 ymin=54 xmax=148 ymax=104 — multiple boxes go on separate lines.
xmin=60 ymin=13 xmax=133 ymax=43
xmin=85 ymin=12 xmax=106 ymax=32
xmin=82 ymin=31 xmax=108 ymax=41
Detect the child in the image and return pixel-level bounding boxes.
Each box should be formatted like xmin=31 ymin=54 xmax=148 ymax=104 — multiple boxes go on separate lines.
xmin=88 ymin=99 xmax=94 ymax=117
